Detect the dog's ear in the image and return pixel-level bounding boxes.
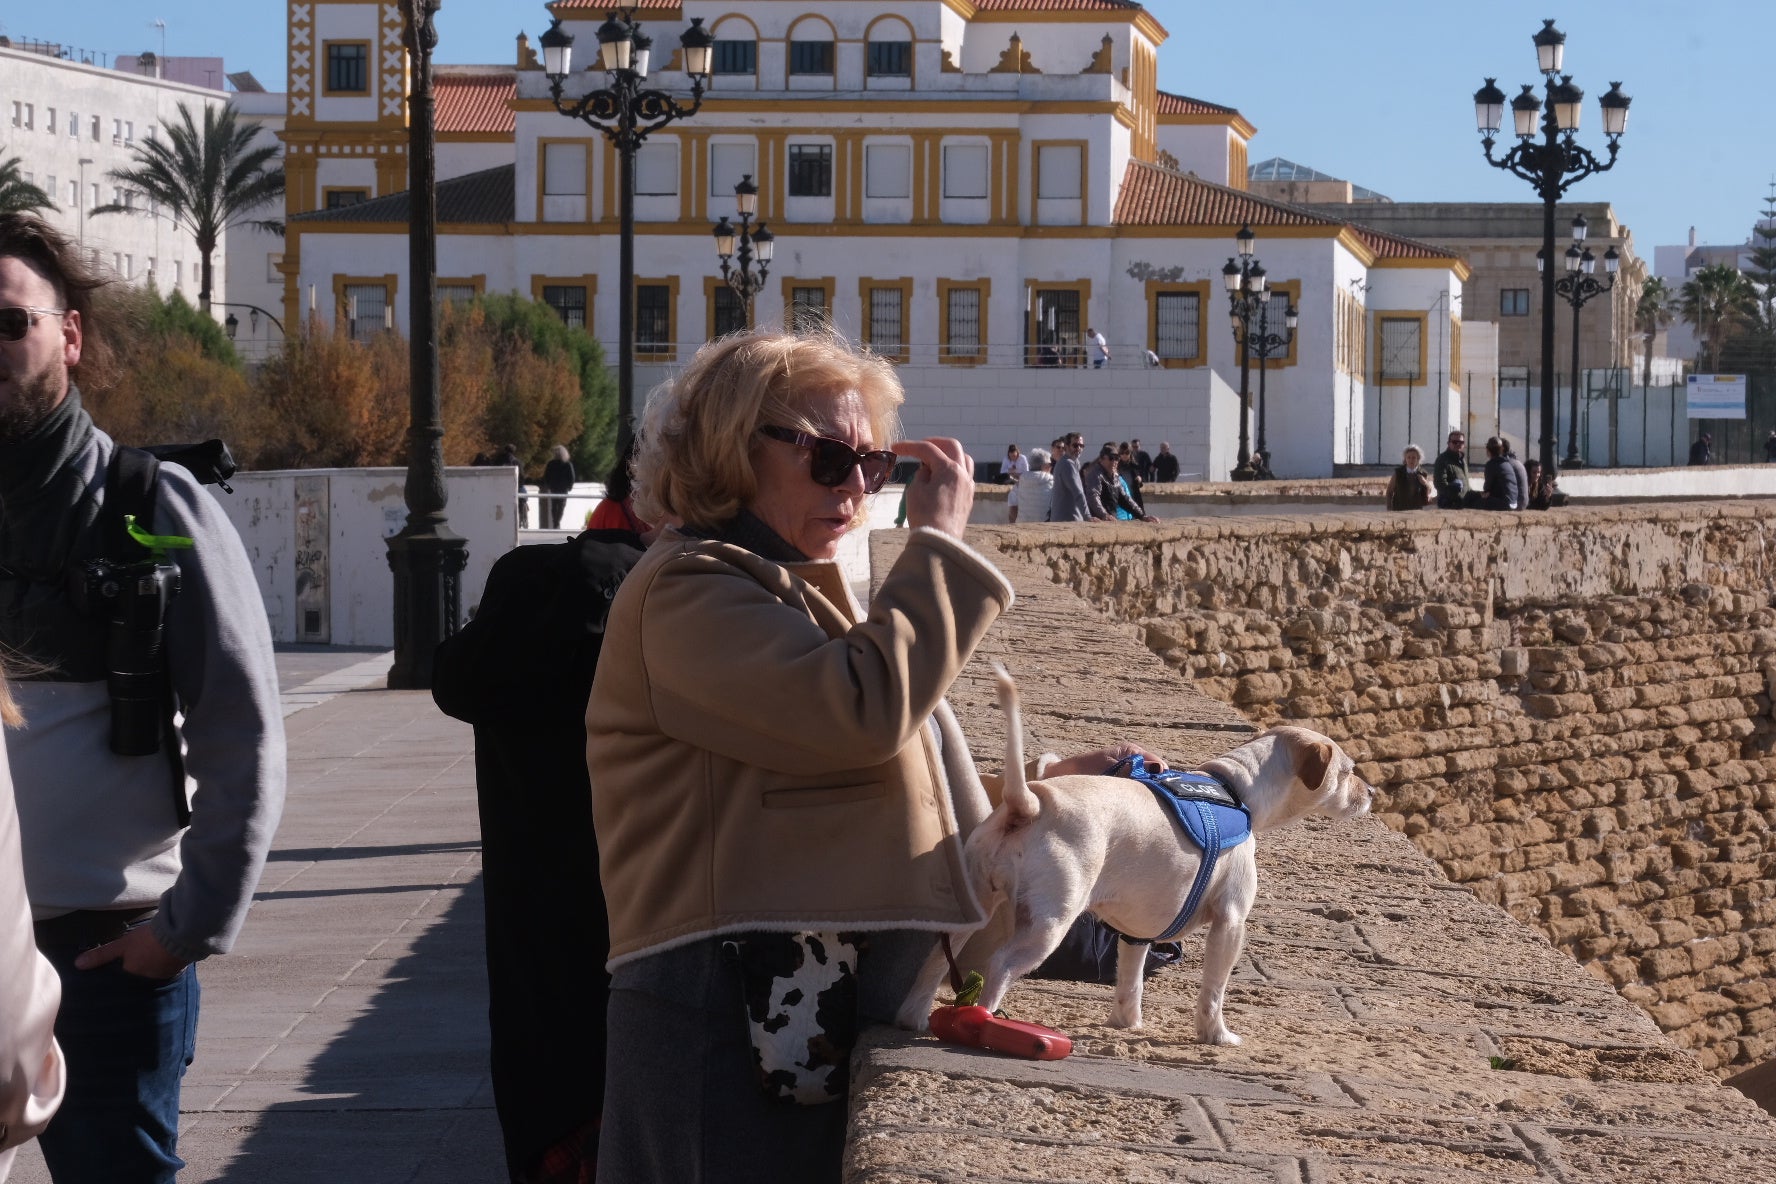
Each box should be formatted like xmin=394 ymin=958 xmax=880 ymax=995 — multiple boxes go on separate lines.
xmin=1298 ymin=739 xmax=1337 ymax=794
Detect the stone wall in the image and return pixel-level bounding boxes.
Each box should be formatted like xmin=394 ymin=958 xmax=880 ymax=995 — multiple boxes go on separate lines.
xmin=983 ymin=504 xmax=1776 ymax=1074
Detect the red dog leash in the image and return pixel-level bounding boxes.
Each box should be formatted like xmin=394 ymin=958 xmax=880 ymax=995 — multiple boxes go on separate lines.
xmin=927 ymin=935 xmax=1073 ymax=1061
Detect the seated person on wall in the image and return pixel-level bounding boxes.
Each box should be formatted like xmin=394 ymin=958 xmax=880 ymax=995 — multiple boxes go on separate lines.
xmin=1479 ymin=436 xmax=1524 ymax=511
xmin=584 ymin=329 xmax=1165 ymax=1184
xmin=1432 ymin=431 xmax=1469 ymax=509
xmin=1386 ymin=444 xmax=1433 ymax=511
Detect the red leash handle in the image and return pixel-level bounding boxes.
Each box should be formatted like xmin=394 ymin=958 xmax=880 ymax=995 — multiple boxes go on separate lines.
xmin=928 ymin=1005 xmax=1073 ymax=1060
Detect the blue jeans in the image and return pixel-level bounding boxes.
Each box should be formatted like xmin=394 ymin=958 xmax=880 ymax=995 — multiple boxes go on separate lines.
xmin=35 ymin=941 xmax=199 ymax=1184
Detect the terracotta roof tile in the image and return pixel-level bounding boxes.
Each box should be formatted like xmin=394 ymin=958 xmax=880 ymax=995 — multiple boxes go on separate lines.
xmin=291 ymin=165 xmax=515 ymax=226
xmin=1114 ymin=160 xmax=1336 ymax=229
xmin=974 ymin=0 xmax=1147 ymax=11
xmin=1113 ymin=161 xmax=1462 ymax=267
xmin=1156 ymin=90 xmax=1238 ymax=117
xmin=435 ymin=72 xmax=515 ymax=136
xmin=549 ymin=0 xmax=682 ymax=11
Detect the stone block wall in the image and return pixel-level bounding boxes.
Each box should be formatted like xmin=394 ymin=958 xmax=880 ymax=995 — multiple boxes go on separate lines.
xmin=984 ymin=504 xmax=1776 ymax=1074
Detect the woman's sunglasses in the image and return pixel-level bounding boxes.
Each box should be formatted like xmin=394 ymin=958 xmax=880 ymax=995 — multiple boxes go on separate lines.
xmin=758 ymin=425 xmax=897 ymax=493
xmin=0 ymin=306 xmax=68 ymax=342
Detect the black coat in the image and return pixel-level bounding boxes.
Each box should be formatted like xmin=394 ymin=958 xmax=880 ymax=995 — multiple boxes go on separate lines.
xmin=432 ymin=529 xmax=644 ymax=1177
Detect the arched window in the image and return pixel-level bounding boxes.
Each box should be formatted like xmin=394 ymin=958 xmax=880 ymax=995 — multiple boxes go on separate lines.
xmin=787 ymin=16 xmax=835 ymax=77
xmin=865 ymin=17 xmax=913 ymax=80
xmin=709 ymin=15 xmax=757 ymax=79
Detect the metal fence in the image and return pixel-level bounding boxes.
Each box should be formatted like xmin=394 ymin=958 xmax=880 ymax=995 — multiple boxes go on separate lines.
xmin=1476 ymin=371 xmax=1775 ymax=468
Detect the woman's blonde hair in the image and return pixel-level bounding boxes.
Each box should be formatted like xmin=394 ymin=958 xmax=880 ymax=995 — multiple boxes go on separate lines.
xmin=0 ymin=663 xmax=20 ymax=728
xmin=632 ymin=328 xmax=905 ymax=532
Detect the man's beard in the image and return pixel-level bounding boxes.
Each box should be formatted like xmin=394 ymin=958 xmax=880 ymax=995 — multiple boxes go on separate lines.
xmin=0 ymin=366 xmax=65 ymax=444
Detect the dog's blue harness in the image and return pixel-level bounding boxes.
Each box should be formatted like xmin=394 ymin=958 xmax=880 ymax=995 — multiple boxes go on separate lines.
xmin=1109 ymin=755 xmax=1251 ymax=944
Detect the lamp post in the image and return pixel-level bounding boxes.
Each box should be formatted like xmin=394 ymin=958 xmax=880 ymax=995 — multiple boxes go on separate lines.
xmin=1222 ymin=224 xmax=1270 ymax=481
xmin=385 ymin=0 xmax=467 ymax=690
xmin=1543 ymin=213 xmax=1619 ymax=468
xmin=1473 ymin=19 xmax=1630 ymax=477
xmin=213 ymin=301 xmax=284 ymax=338
xmin=541 ymin=10 xmax=713 ymax=454
xmin=1249 ymin=294 xmax=1299 ymax=480
xmin=712 ymin=174 xmax=774 ymax=325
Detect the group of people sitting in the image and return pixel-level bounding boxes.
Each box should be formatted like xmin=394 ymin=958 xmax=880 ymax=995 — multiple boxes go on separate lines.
xmin=1387 ymin=430 xmax=1562 ymax=513
xmin=997 ymin=437 xmax=1181 ymax=525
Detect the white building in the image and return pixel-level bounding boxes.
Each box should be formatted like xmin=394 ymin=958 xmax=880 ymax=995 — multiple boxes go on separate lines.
xmin=0 ymin=42 xmax=229 ymax=298
xmin=282 ymin=1 xmax=1469 ymax=478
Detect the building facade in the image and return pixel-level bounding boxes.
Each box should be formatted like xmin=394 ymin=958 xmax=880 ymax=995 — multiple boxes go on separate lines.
xmin=277 ymin=0 xmax=1468 ymax=479
xmin=1 ymin=41 xmax=230 ymax=298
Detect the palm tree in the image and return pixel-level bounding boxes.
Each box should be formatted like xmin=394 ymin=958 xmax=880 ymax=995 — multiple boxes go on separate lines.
xmin=0 ymin=153 xmax=57 ymax=215
xmin=1634 ymin=276 xmax=1674 ymax=386
xmin=1678 ymin=263 xmax=1757 ymax=372
xmin=91 ymin=103 xmax=283 ymax=312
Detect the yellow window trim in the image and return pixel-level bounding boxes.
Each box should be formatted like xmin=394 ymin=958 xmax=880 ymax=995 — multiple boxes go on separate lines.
xmin=1144 ymin=279 xmax=1210 ymax=369
xmin=704 ymin=275 xmax=754 ymax=341
xmin=937 ymin=278 xmax=991 ymax=366
xmin=1373 ymin=309 xmax=1429 ymax=386
xmin=858 ymin=276 xmax=914 ymax=363
xmin=1251 ymin=280 xmax=1300 ymax=370
xmin=535 ymin=137 xmax=594 ymax=223
xmin=782 ymin=276 xmax=837 ymax=331
xmin=320 ymin=40 xmax=373 ymax=98
xmin=530 ymin=275 xmax=599 ymax=331
xmin=331 ymin=273 xmax=398 ymax=335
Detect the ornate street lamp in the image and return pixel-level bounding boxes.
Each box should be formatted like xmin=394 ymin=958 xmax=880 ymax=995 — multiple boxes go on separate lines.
xmin=387 ymin=0 xmax=467 ymax=690
xmin=1541 ymin=212 xmax=1619 ymax=468
xmin=1250 ymin=296 xmax=1299 ymax=479
xmin=542 ymin=10 xmax=713 ymax=454
xmin=712 ymin=174 xmax=775 ymax=324
xmin=1473 ymin=20 xmax=1630 ymax=477
xmin=1224 ymin=224 xmax=1294 ymax=481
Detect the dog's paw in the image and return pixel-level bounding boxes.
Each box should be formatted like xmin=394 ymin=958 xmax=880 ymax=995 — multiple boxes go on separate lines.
xmin=893 ymin=1005 xmax=932 ymax=1033
xmin=1107 ymin=1008 xmax=1143 ymax=1030
xmin=1199 ymin=1027 xmax=1242 ymax=1046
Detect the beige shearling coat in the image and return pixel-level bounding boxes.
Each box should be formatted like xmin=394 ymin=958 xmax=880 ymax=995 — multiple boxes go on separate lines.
xmin=1 ymin=741 xmax=64 ymax=1180
xmin=587 ymin=526 xmax=1014 ymax=968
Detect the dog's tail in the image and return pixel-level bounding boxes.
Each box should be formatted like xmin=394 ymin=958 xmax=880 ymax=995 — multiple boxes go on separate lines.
xmin=992 ymin=663 xmax=1040 ymax=822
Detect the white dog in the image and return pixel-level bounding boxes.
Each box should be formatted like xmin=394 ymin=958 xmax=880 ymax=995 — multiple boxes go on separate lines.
xmin=899 ymin=666 xmax=1373 ymax=1044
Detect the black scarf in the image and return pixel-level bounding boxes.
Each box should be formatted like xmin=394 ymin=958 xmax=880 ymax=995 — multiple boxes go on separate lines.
xmin=0 ymin=386 xmax=101 ymax=584
xmin=682 ymin=508 xmax=809 ymax=564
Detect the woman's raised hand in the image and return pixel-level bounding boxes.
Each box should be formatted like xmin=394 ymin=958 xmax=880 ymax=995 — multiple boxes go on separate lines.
xmin=891 ymin=437 xmax=974 ymax=539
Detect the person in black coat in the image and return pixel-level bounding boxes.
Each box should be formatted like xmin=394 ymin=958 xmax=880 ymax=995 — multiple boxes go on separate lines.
xmin=541 ymin=445 xmax=577 ymax=529
xmin=432 ymin=528 xmax=646 ymax=1183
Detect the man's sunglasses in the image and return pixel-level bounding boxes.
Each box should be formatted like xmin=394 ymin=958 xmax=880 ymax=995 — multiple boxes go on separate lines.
xmin=0 ymin=306 xmax=68 ymax=342
xmin=758 ymin=425 xmax=897 ymax=493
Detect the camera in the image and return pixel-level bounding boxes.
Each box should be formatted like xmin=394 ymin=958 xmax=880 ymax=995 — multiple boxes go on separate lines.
xmin=69 ymin=557 xmax=181 ymax=756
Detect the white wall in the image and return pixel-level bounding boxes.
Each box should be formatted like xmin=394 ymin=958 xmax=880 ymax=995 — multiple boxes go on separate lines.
xmin=215 ymin=466 xmax=518 ymax=647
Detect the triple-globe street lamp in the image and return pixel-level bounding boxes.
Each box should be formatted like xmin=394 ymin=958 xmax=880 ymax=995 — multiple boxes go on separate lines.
xmin=540 ymin=10 xmax=714 ymax=453
xmin=1473 ymin=19 xmax=1630 ymax=477
xmin=712 ymin=175 xmax=775 ymax=325
xmin=1541 ymin=213 xmax=1619 ymax=468
xmin=1222 ymin=225 xmax=1296 ymax=481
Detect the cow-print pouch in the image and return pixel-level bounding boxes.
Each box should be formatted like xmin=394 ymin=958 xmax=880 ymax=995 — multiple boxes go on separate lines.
xmin=723 ymin=930 xmax=866 ymax=1105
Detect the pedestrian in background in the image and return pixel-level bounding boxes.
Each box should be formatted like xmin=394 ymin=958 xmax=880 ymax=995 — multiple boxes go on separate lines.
xmin=541 ymin=444 xmax=577 ymax=530
xmin=1432 ymin=430 xmax=1469 ymax=509
xmin=1086 ymin=327 xmax=1111 ymax=368
xmin=1017 ymin=447 xmax=1054 ymax=523
xmin=1050 ymin=433 xmax=1091 ymax=522
xmin=1152 ymin=441 xmax=1180 ymax=484
xmin=1385 ymin=444 xmax=1432 ymax=511
xmin=1002 ymin=443 xmax=1030 ymax=523
xmin=1689 ymin=432 xmax=1714 ymax=465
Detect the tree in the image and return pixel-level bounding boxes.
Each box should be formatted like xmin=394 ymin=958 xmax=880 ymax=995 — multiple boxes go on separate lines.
xmin=91 ymin=103 xmax=283 ymax=312
xmin=1635 ymin=276 xmax=1674 ymax=386
xmin=0 ymin=153 xmax=56 ymax=215
xmin=1742 ymin=184 xmax=1776 ymax=346
xmin=471 ymin=294 xmax=617 ymax=480
xmin=1678 ymin=263 xmax=1757 ymax=372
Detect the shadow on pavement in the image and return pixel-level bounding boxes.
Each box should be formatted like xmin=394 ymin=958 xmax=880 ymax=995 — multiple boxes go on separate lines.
xmin=206 ymin=875 xmax=504 ymax=1183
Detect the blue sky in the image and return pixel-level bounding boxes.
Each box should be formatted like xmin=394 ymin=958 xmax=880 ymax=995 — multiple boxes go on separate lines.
xmin=9 ymin=2 xmax=1771 ymax=255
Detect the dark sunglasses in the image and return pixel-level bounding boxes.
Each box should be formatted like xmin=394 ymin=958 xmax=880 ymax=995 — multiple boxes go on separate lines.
xmin=0 ymin=306 xmax=68 ymax=343
xmin=758 ymin=425 xmax=897 ymax=493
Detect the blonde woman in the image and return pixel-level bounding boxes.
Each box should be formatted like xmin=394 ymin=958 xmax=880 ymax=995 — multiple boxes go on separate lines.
xmin=1 ymin=671 xmax=64 ymax=1181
